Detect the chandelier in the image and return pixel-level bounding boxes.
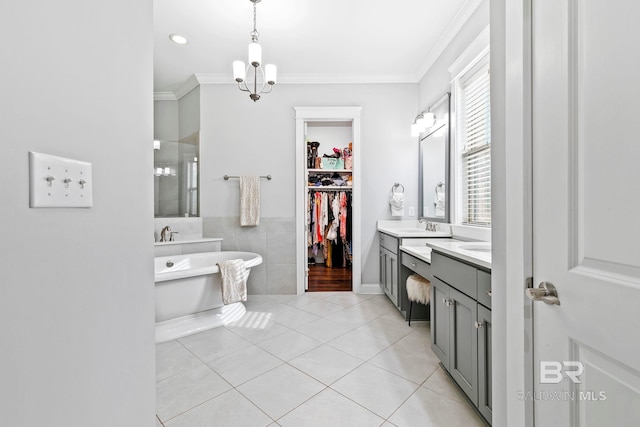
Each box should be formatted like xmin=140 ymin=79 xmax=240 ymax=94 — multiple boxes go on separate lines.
xmin=232 ymin=0 xmax=277 ymax=102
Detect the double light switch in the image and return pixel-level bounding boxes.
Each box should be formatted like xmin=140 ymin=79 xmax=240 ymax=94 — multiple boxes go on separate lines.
xmin=29 ymin=152 xmax=93 ymax=208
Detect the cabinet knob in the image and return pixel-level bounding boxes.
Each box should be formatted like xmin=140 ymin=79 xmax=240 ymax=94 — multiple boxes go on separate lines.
xmin=411 ymin=263 xmax=417 ymax=267
xmin=475 ymin=321 xmax=484 ymax=329
xmin=487 ymin=290 xmax=492 ymax=297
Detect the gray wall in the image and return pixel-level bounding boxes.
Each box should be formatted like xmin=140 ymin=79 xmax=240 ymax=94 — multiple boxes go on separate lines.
xmin=198 ymin=83 xmax=419 ymax=291
xmin=418 ymin=0 xmax=490 ymax=109
xmin=179 ymin=87 xmax=201 ymax=139
xmin=0 ymin=1 xmax=155 ymax=426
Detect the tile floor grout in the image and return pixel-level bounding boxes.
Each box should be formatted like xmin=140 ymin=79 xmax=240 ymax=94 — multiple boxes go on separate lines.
xmin=156 ymin=292 xmax=485 ymax=427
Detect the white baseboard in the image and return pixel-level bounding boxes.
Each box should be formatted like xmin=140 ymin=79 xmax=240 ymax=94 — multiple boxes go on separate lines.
xmin=359 ymin=283 xmax=384 ymax=295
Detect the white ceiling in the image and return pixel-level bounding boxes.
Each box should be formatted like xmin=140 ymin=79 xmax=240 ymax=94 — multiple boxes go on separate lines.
xmin=154 ymin=0 xmax=479 ymax=96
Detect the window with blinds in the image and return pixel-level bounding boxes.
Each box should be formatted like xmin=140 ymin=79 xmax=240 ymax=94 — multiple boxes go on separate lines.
xmin=186 ymin=160 xmax=198 ymax=216
xmin=459 ymin=61 xmax=491 ymax=226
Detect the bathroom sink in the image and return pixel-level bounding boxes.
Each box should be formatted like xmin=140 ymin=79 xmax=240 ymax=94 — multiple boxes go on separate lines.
xmin=458 ymin=243 xmax=492 ymax=253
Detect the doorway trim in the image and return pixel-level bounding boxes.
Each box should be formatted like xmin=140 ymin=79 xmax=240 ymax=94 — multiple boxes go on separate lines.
xmin=491 ymin=0 xmax=535 ymax=426
xmin=294 ymin=107 xmax=362 ymax=295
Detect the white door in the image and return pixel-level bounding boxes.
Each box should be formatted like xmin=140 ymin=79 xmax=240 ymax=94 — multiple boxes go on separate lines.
xmin=531 ymin=0 xmax=640 ymax=425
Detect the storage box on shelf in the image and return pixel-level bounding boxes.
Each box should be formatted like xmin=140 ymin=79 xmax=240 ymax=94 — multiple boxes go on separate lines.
xmin=320 ymin=157 xmax=344 ymax=169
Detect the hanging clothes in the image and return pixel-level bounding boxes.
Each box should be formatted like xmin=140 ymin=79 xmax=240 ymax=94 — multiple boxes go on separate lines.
xmin=308 ymin=189 xmax=352 ymax=268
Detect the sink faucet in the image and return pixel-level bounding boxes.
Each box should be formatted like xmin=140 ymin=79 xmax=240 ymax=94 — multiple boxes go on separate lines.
xmin=160 ymin=226 xmax=171 ymax=242
xmin=418 ymin=219 xmax=437 ymax=232
xmin=169 ymin=231 xmax=179 ymax=242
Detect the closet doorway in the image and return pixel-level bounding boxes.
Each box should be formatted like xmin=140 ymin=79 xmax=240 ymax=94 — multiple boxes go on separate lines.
xmin=294 ymin=107 xmax=362 ymax=294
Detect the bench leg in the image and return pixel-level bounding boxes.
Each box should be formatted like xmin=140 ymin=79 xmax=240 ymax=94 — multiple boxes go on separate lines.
xmin=408 ymin=300 xmax=413 ymax=326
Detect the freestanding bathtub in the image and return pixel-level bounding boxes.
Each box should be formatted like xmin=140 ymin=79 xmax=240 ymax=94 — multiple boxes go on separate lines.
xmin=154 ymin=251 xmax=263 ymax=343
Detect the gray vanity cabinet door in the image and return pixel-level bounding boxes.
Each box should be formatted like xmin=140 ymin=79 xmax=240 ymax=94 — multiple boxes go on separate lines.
xmin=386 ymin=249 xmax=399 ymax=308
xmin=449 ymin=287 xmax=478 ymax=406
xmin=477 ymin=304 xmax=492 ymax=423
xmin=431 ymin=277 xmax=450 ymax=369
xmin=380 ymin=248 xmax=399 ymax=308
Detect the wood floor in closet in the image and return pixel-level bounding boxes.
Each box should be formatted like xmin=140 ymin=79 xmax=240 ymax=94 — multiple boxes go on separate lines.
xmin=307 ymin=264 xmax=352 ymax=292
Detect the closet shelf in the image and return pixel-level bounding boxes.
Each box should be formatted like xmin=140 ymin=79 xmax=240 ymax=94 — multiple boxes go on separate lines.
xmin=308 ymin=186 xmax=352 ymax=191
xmin=307 ymin=168 xmax=352 ymax=173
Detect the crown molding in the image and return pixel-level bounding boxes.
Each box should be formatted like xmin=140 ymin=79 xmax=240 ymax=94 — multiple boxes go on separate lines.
xmin=154 ymin=92 xmax=178 ymax=101
xmin=413 ymin=0 xmax=484 ymax=82
xmin=154 ymin=72 xmax=419 ymax=100
xmin=195 ymin=72 xmax=418 ymax=85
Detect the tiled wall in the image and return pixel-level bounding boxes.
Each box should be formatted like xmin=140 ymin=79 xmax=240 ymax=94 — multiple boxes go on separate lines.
xmin=203 ymin=217 xmax=296 ymax=295
xmin=154 ymin=240 xmax=222 ymax=257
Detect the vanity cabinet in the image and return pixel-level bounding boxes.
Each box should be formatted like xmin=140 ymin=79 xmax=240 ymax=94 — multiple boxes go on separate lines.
xmin=379 ymin=233 xmax=400 ymax=308
xmin=430 ymin=251 xmax=492 ymax=425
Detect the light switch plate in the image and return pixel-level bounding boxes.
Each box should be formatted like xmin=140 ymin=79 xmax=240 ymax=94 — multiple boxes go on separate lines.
xmin=29 ymin=152 xmax=93 ymax=208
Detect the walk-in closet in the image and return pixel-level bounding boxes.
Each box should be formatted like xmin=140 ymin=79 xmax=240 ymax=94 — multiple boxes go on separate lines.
xmin=295 ymin=107 xmax=362 ymax=293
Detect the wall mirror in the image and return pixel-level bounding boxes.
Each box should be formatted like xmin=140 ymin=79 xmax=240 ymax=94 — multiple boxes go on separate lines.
xmin=154 ymin=132 xmax=199 ymax=217
xmin=419 ymin=92 xmax=450 ymax=223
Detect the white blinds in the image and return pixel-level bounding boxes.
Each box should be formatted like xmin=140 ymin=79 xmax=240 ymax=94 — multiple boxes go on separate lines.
xmin=186 ymin=161 xmax=198 ymax=216
xmin=460 ymin=63 xmax=491 ymax=226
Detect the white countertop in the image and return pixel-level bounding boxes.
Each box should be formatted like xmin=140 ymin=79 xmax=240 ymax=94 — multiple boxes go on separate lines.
xmin=154 ymin=238 xmax=223 ymax=246
xmin=377 ymin=220 xmax=452 ymax=238
xmin=399 ymin=245 xmax=434 ymax=263
xmin=425 ymin=239 xmax=492 ymax=270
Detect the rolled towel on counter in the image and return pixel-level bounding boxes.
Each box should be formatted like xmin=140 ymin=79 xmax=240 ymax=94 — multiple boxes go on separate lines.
xmin=389 ymin=192 xmax=405 ymax=217
xmin=218 ymin=259 xmax=249 ymax=305
xmin=406 ymin=274 xmax=431 ymax=305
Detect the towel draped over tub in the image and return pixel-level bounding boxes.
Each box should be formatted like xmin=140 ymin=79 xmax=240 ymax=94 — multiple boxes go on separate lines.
xmin=217 ymin=259 xmax=249 ymax=305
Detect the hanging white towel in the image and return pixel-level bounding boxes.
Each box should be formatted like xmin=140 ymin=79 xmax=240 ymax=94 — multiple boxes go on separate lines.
xmin=390 ymin=192 xmax=405 ymax=217
xmin=434 ymin=186 xmax=445 ymax=217
xmin=240 ymin=176 xmax=261 ymax=226
xmin=217 ymin=259 xmax=249 ymax=305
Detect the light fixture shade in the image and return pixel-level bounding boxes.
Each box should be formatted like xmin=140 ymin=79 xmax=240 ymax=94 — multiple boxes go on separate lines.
xmin=153 ymin=140 xmax=160 ymax=150
xmin=155 ymin=167 xmax=163 ymax=176
xmin=411 ymin=123 xmax=421 ymax=137
xmin=248 ymin=42 xmax=262 ymax=67
xmin=423 ymin=112 xmax=435 ymax=128
xmin=265 ymin=64 xmax=277 ymax=84
xmin=233 ymin=61 xmax=246 ymax=82
xmin=416 ymin=115 xmax=427 ymax=130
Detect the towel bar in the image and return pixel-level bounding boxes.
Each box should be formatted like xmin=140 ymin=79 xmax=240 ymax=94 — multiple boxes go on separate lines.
xmin=392 ymin=182 xmax=404 ymax=193
xmin=224 ymin=175 xmax=272 ymax=180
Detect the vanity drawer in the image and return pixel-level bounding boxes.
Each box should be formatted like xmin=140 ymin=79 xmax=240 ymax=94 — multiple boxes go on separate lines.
xmin=379 ymin=232 xmax=399 ymax=254
xmin=431 ymin=252 xmax=477 ymax=299
xmin=401 ymin=252 xmax=431 ymax=280
xmin=477 ymin=270 xmax=492 ymax=308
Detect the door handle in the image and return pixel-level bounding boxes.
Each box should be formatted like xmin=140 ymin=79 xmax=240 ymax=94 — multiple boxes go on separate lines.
xmin=526 ymin=281 xmax=560 ymax=305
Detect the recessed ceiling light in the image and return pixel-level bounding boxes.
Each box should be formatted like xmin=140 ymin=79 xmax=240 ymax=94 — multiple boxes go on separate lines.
xmin=169 ymin=33 xmax=188 ymax=45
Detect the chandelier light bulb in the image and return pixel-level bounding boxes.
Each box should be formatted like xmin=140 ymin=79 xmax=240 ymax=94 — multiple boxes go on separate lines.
xmin=233 ymin=61 xmax=246 ymax=82
xmin=248 ymin=42 xmax=262 ymax=67
xmin=265 ymin=64 xmax=277 ymax=85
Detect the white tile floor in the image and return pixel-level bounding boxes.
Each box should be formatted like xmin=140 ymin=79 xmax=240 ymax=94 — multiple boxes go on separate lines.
xmin=156 ymin=292 xmax=487 ymax=427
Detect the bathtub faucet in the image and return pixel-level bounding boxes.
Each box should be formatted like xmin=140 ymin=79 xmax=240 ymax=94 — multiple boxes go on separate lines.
xmin=160 ymin=226 xmax=171 ymax=242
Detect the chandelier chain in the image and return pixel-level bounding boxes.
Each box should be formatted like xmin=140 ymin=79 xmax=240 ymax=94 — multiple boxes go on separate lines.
xmin=251 ymin=1 xmax=259 ymax=40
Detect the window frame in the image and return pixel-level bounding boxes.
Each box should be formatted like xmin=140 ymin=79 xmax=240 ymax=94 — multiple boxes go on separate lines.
xmin=451 ymin=44 xmax=491 ymax=228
